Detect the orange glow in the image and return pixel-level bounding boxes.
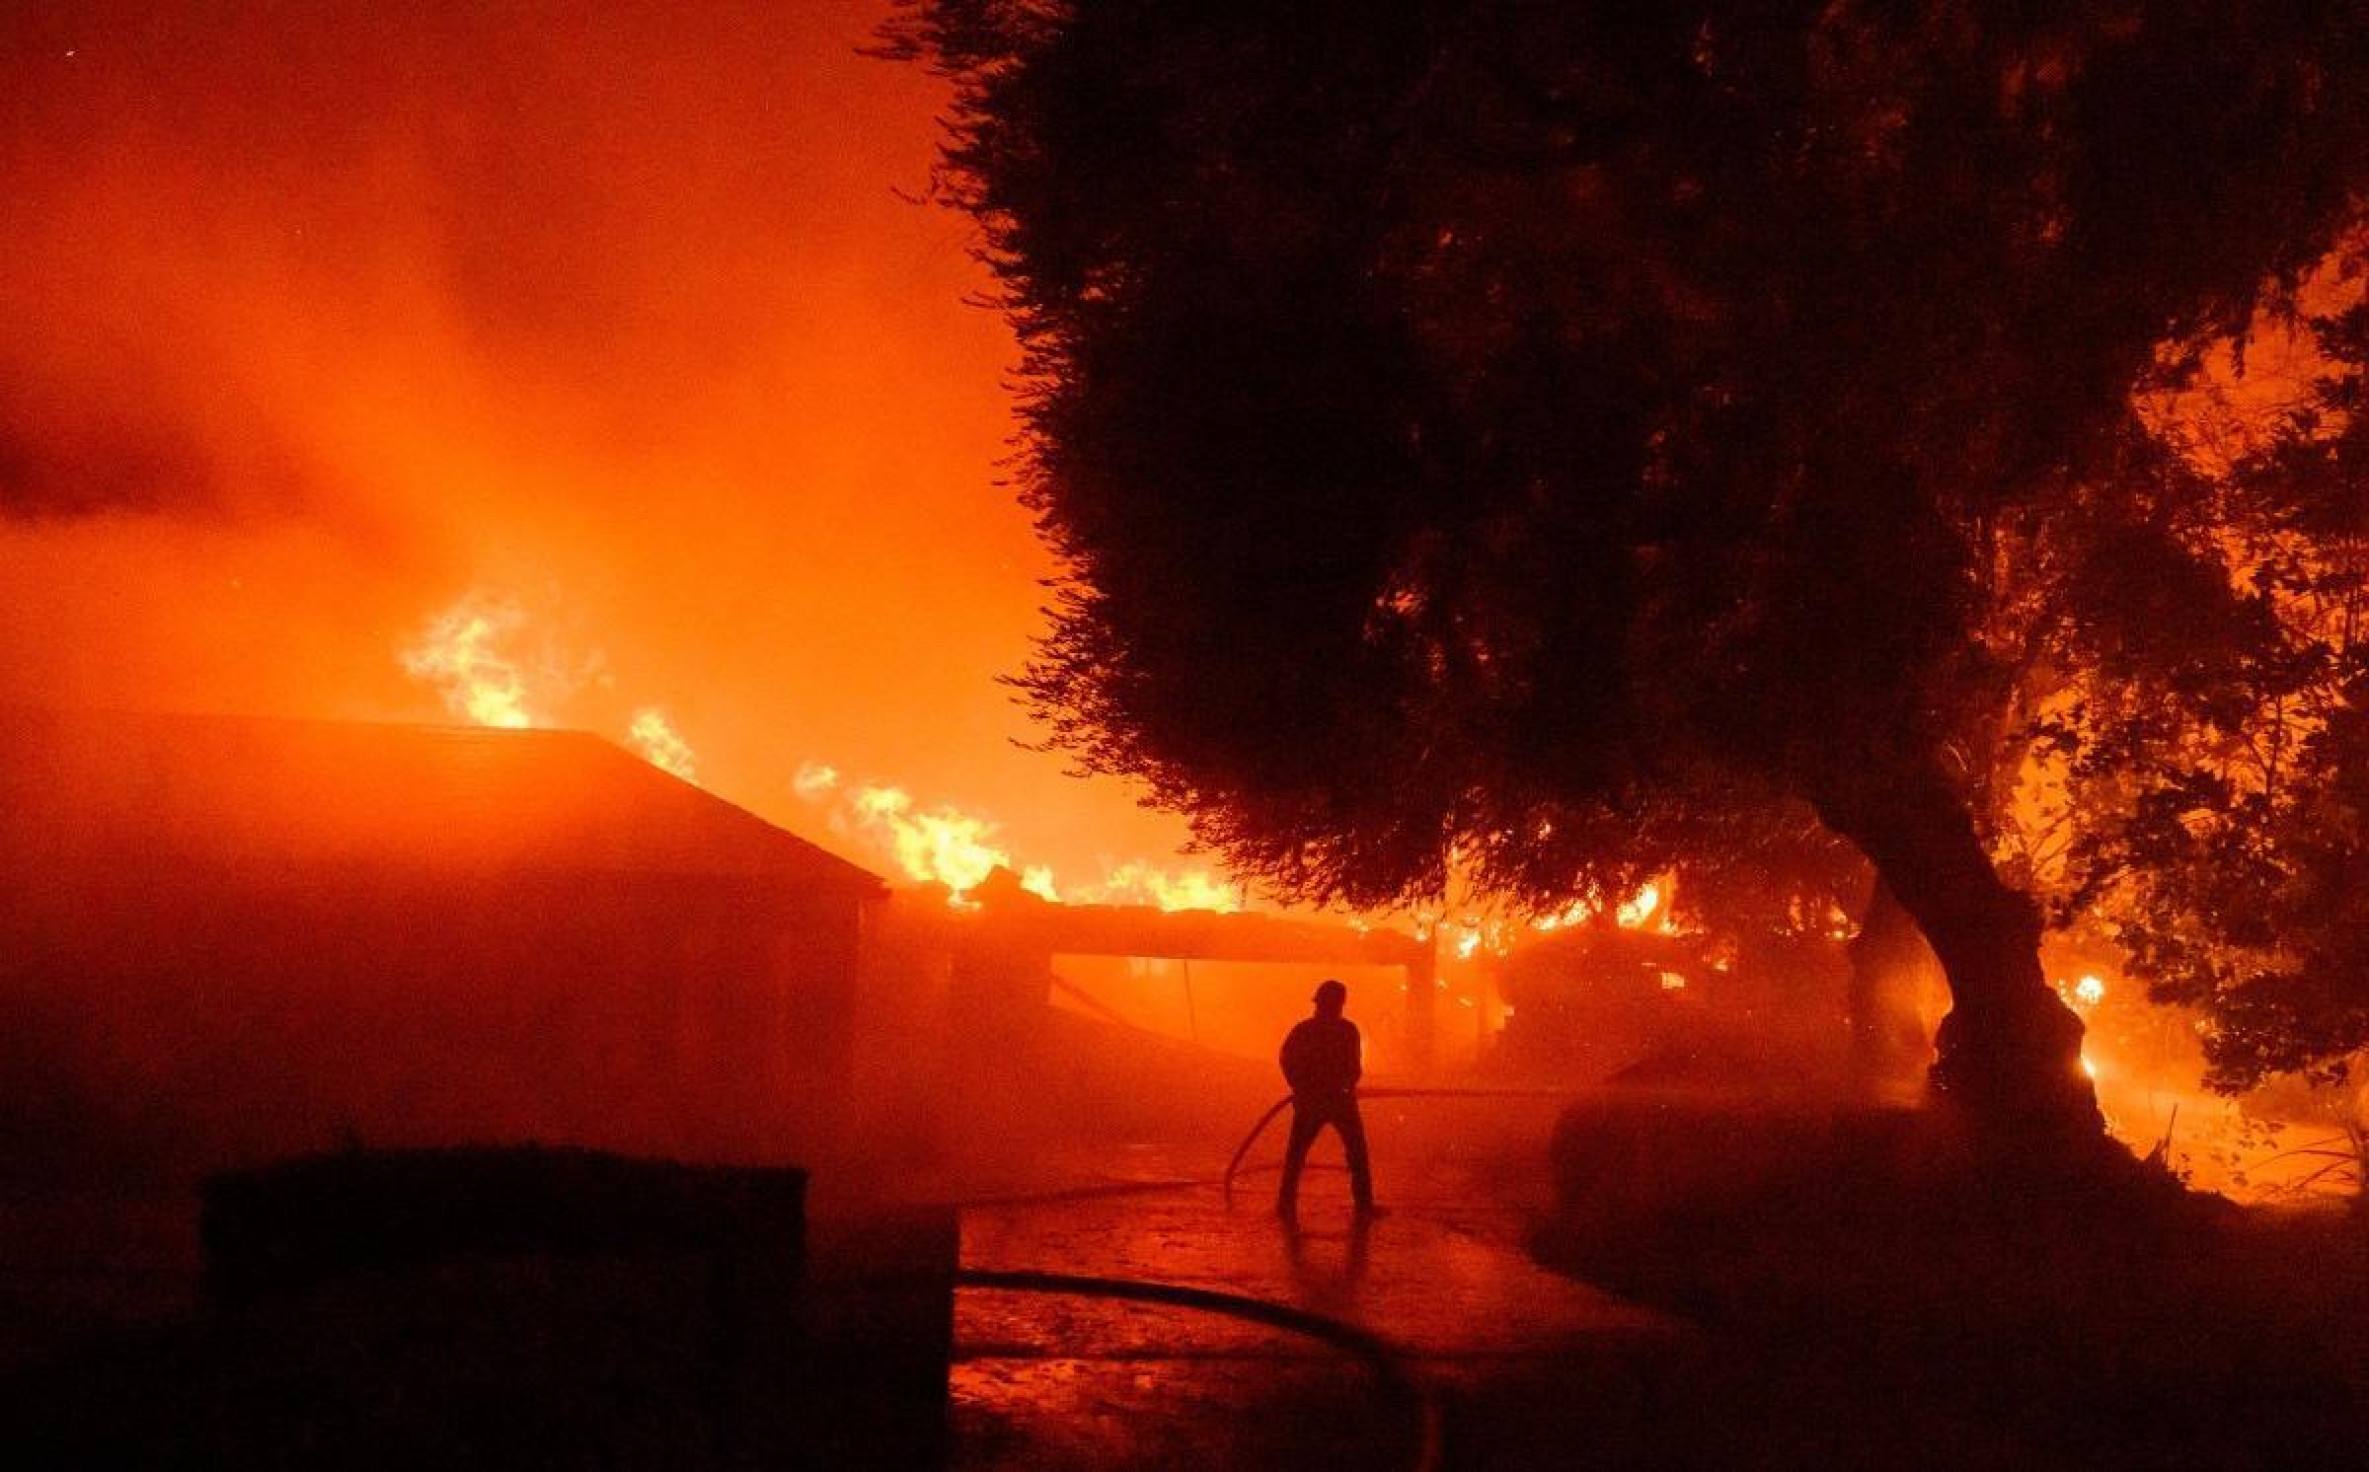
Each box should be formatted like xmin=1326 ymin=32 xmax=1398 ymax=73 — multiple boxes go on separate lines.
xmin=0 ymin=0 xmax=1216 ymax=901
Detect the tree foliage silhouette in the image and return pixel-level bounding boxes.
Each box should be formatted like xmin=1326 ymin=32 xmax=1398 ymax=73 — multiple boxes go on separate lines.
xmin=891 ymin=0 xmax=2369 ymax=1142
xmin=2053 ymin=271 xmax=2369 ymax=1093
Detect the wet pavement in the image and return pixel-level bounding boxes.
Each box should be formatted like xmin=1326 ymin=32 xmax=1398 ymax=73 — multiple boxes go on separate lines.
xmin=948 ymin=1138 xmax=1686 ymax=1470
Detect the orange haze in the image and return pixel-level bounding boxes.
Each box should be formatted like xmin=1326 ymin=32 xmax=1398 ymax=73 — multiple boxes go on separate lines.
xmin=0 ymin=0 xmax=1201 ymax=884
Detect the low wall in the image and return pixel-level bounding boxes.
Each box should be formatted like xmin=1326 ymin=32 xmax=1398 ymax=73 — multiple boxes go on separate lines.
xmin=13 ymin=1146 xmax=953 ymax=1468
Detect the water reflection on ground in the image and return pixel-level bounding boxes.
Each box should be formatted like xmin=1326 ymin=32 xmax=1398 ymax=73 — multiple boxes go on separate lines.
xmin=951 ymin=1143 xmax=1679 ymax=1469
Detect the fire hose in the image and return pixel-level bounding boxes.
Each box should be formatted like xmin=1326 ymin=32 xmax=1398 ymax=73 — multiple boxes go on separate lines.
xmin=1222 ymin=1086 xmax=1587 ymax=1206
xmin=955 ymin=1267 xmax=1443 ymax=1472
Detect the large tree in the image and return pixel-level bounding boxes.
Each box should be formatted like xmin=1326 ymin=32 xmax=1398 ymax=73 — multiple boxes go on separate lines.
xmin=891 ymin=0 xmax=2369 ymax=1146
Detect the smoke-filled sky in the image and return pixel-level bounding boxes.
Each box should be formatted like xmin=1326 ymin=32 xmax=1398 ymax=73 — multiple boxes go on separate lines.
xmin=0 ymin=0 xmax=1208 ymax=888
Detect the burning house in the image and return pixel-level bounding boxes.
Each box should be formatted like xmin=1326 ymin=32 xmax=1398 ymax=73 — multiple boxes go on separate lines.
xmin=0 ymin=707 xmax=887 ymax=1189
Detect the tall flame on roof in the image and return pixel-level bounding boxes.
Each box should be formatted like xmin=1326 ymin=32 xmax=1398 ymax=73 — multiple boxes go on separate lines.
xmin=399 ymin=594 xmax=706 ymax=787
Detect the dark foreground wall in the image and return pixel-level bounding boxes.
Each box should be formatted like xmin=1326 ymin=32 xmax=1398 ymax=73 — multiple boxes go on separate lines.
xmin=9 ymin=1147 xmax=954 ymax=1469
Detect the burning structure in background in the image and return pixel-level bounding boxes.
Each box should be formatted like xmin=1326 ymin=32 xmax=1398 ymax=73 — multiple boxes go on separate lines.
xmin=395 ymin=590 xmax=1243 ymax=910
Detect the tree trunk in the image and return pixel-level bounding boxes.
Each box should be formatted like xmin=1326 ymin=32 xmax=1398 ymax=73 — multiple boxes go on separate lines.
xmin=1814 ymin=762 xmax=2103 ymax=1150
xmin=1846 ymin=877 xmax=1938 ymax=1103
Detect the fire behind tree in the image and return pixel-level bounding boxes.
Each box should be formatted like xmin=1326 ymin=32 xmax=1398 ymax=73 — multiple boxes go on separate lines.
xmin=888 ymin=0 xmax=2369 ymax=1153
xmin=4 ymin=0 xmax=2368 ymax=1184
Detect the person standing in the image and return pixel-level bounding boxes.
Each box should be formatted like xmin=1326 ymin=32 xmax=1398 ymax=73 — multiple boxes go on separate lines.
xmin=1276 ymin=978 xmax=1379 ymax=1218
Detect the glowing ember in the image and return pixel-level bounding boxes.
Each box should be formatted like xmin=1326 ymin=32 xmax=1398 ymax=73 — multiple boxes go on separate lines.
xmin=628 ymin=708 xmax=697 ymax=785
xmin=400 ymin=597 xmax=534 ymax=729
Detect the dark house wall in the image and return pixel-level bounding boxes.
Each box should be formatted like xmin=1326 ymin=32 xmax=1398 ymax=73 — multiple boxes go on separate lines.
xmin=0 ymin=711 xmax=883 ymax=1192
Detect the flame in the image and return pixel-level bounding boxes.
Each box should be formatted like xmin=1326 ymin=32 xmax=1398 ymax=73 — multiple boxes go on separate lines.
xmin=398 ymin=596 xmax=697 ymax=788
xmin=1420 ymin=877 xmax=1676 ymax=963
xmin=400 ymin=597 xmax=534 ymax=729
xmin=847 ymin=784 xmax=1009 ymax=899
xmin=2055 ymin=972 xmax=2110 ymax=1012
xmin=399 ymin=597 xmax=1241 ymax=913
xmin=1528 ymin=879 xmax=1670 ymax=935
xmin=1429 ymin=914 xmax=1506 ymax=958
xmin=628 ymin=707 xmax=697 ymax=785
xmin=794 ymin=763 xmax=1244 ymax=911
xmin=1070 ymin=860 xmax=1241 ymax=913
xmin=1615 ymin=882 xmax=1663 ymax=929
xmin=1528 ymin=901 xmax=1590 ymax=933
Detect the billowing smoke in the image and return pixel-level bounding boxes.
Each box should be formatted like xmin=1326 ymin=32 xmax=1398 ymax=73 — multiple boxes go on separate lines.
xmin=0 ymin=0 xmax=1203 ymax=876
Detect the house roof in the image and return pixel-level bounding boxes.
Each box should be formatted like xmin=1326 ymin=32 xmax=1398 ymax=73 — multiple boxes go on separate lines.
xmin=0 ymin=707 xmax=887 ymax=896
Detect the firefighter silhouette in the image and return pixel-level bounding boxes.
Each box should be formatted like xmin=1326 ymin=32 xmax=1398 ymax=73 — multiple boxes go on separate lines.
xmin=1276 ymin=978 xmax=1379 ymax=1217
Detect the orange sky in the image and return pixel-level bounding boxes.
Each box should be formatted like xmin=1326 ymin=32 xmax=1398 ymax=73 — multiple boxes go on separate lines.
xmin=0 ymin=0 xmax=1209 ymax=887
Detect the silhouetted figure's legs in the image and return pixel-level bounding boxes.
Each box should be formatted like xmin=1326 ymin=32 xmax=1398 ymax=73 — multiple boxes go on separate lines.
xmin=1278 ymin=1099 xmax=1378 ymax=1216
xmin=1277 ymin=1103 xmax=1324 ymax=1215
xmin=1336 ymin=1104 xmax=1375 ymax=1210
